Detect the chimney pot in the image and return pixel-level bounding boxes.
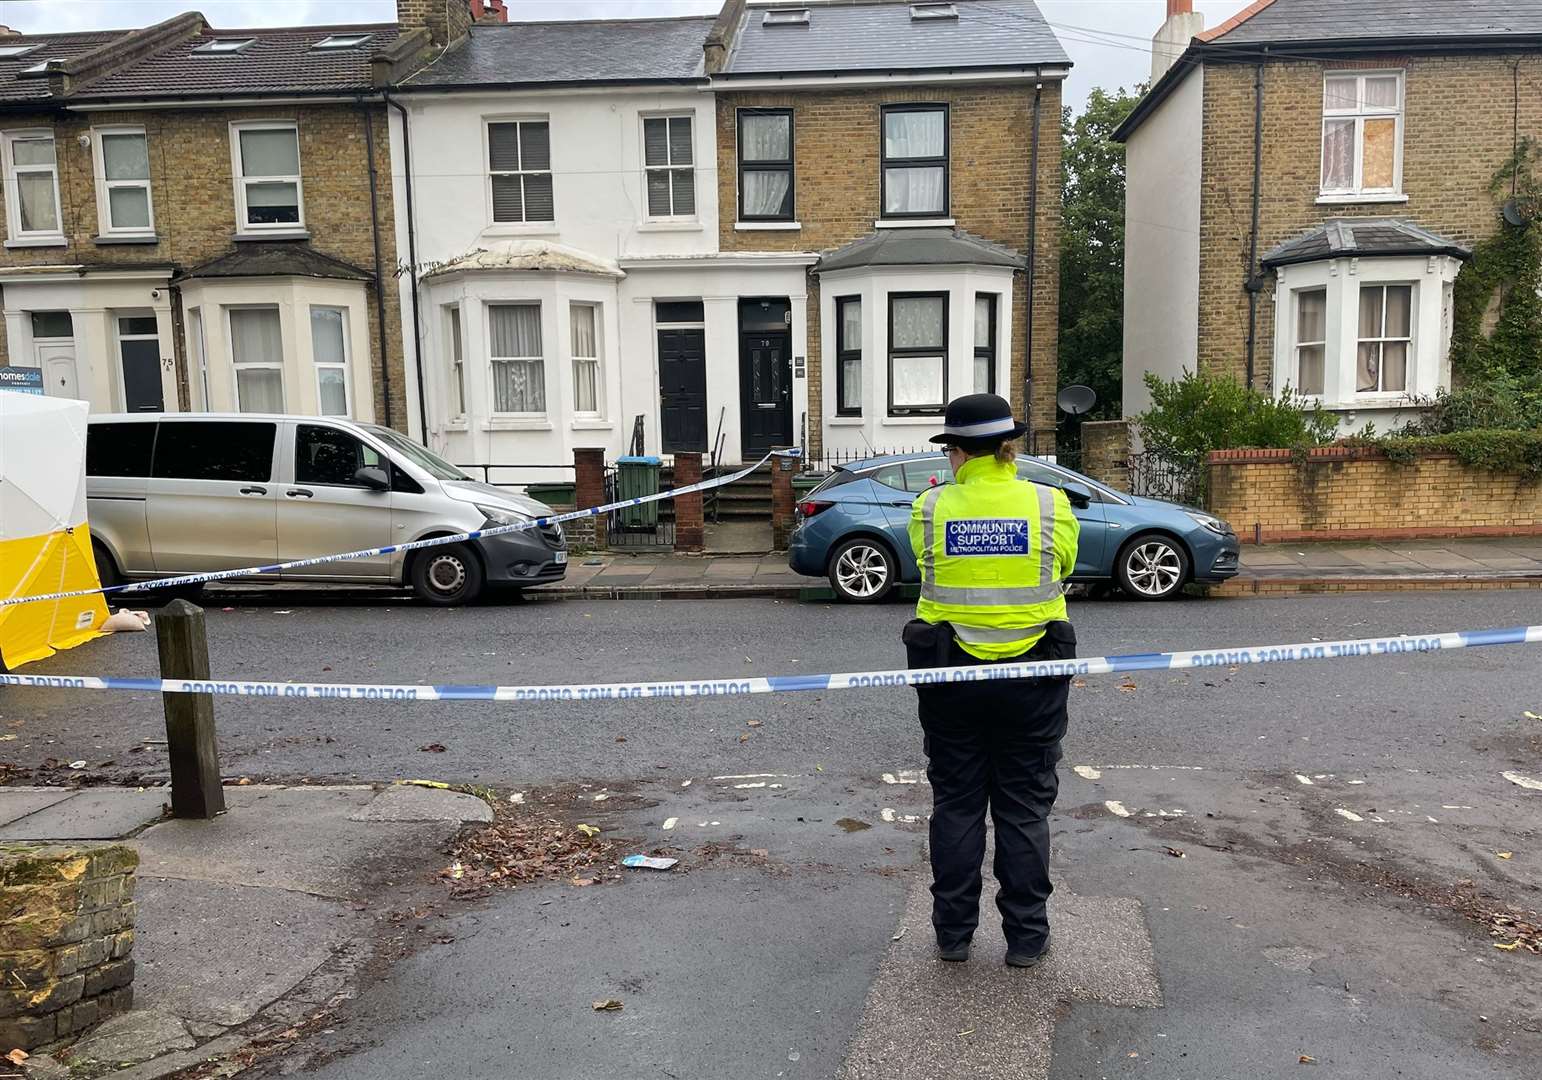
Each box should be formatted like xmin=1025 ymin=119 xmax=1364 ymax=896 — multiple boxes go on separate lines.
xmin=1167 ymin=0 xmax=1193 ymax=14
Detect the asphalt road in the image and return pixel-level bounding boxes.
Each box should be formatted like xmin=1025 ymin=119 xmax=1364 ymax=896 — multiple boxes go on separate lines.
xmin=5 ymin=590 xmax=1541 ymax=1078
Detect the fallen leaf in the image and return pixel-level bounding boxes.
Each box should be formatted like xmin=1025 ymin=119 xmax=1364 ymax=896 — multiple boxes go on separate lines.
xmin=1524 ymin=711 xmax=1541 ymax=721
xmin=7 ymin=1049 xmax=29 ymax=1065
xmin=592 ymin=998 xmax=623 ymax=1011
xmin=957 ymin=1028 xmax=975 ymax=1037
xmin=1497 ymin=852 xmax=1514 ymax=860
xmin=1300 ymin=1056 xmax=1316 ymax=1065
xmin=1494 ymin=941 xmax=1520 ymax=951
xmin=1118 ymin=680 xmax=1137 ymax=694
xmin=433 ymin=934 xmax=456 ymax=944
xmin=1128 ymin=1052 xmax=1139 ymax=1058
xmin=576 ymin=824 xmax=600 ymax=838
xmin=738 ymin=734 xmax=750 ymax=743
xmin=0 ymin=735 xmax=15 ymax=741
xmin=571 ymin=877 xmax=596 ymax=887
xmin=419 ymin=743 xmax=447 ymax=753
xmin=237 ymin=777 xmax=252 ymax=786
xmin=447 ymin=861 xmax=464 ymax=880
xmin=400 ymin=779 xmax=450 ymax=789
xmin=891 ymin=926 xmax=908 ymax=942
xmin=68 ymin=760 xmax=87 ymax=769
xmin=1164 ymin=846 xmax=1186 ymax=859
xmin=747 ymin=719 xmax=763 ymax=728
xmin=1071 ymin=678 xmax=1087 ymax=689
xmin=614 ymin=736 xmax=627 ymax=743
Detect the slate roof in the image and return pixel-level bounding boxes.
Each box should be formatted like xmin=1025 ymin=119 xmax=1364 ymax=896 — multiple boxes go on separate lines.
xmin=0 ymin=31 xmax=125 ymax=103
xmin=1204 ymin=0 xmax=1542 ymax=45
xmin=174 ymin=244 xmax=373 ymax=283
xmin=817 ymin=228 xmax=1023 ymax=272
xmin=406 ymin=17 xmax=713 ymax=89
xmin=72 ymin=23 xmax=398 ymax=100
xmin=722 ymin=0 xmax=1068 ymax=76
xmin=1261 ymin=219 xmax=1471 ymax=269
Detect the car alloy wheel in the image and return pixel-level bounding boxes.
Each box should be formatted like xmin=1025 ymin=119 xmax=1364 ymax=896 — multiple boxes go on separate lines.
xmin=829 ymin=539 xmax=896 ymax=602
xmin=1119 ymin=537 xmax=1187 ymax=600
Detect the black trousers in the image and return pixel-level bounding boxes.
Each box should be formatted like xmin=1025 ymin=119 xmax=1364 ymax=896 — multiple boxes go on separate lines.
xmin=903 ymin=620 xmax=1075 ymax=954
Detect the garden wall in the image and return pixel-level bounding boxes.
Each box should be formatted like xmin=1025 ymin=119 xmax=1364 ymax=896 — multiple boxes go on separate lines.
xmin=1207 ymin=447 xmax=1542 ymax=544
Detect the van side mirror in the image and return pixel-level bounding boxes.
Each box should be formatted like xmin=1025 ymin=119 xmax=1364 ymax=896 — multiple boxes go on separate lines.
xmin=354 ymin=466 xmax=390 ymax=491
xmin=1062 ymin=482 xmax=1092 ymax=510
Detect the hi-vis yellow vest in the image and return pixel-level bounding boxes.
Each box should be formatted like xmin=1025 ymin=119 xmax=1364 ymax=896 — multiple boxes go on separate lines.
xmin=908 ymin=455 xmax=1080 ymax=660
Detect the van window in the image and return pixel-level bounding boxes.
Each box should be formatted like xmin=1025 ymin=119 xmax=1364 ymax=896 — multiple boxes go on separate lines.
xmin=296 ymin=425 xmax=382 ymax=487
xmin=152 ymin=421 xmax=275 ymax=482
xmin=87 ymin=423 xmax=156 ymax=478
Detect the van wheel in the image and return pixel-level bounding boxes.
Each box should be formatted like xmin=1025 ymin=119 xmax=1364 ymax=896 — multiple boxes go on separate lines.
xmin=411 ymin=543 xmax=484 ymax=606
xmin=828 ymin=538 xmax=896 ymax=603
xmin=92 ymin=542 xmax=123 ymax=589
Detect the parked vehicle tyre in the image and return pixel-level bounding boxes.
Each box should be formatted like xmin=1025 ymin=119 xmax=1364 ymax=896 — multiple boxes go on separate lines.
xmin=827 ymin=537 xmax=897 ymax=603
xmin=92 ymin=541 xmax=122 ymax=589
xmin=411 ymin=543 xmax=484 ymax=606
xmin=1115 ymin=534 xmax=1190 ymax=601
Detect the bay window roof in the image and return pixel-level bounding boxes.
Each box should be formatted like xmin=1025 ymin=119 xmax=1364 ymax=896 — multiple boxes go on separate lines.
xmin=1261 ymin=218 xmax=1470 ymax=270
xmin=817 ymin=228 xmax=1023 ymax=273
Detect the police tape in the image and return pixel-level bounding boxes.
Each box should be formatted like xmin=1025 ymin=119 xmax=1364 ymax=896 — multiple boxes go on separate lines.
xmin=4 ymin=624 xmax=1538 ymax=702
xmin=0 ymin=448 xmax=801 ymax=609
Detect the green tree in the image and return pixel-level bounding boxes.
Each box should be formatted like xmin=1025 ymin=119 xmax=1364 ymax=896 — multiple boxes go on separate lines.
xmin=1057 ymin=86 xmax=1141 ymax=433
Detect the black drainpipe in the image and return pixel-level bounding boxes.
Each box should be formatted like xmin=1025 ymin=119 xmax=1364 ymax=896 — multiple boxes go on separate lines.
xmin=358 ymin=98 xmax=392 ymax=430
xmin=1243 ymin=57 xmax=1266 ymax=390
xmin=385 ymin=89 xmax=430 ymax=445
xmin=1025 ymin=80 xmax=1042 ymax=443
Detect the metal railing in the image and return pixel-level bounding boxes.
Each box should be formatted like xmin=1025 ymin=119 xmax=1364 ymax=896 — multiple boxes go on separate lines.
xmin=1126 ymin=451 xmax=1204 ymax=507
xmin=454 ymin=463 xmax=574 ymax=489
xmin=798 ymin=445 xmax=934 ymax=474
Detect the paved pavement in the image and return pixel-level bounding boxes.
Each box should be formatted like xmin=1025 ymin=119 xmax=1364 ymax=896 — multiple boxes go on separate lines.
xmin=4 ymin=590 xmax=1540 ymax=1077
xmin=0 ymin=784 xmax=489 ymax=1079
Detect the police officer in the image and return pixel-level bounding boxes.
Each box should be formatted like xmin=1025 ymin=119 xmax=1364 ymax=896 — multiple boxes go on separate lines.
xmin=902 ymin=392 xmax=1079 ymax=968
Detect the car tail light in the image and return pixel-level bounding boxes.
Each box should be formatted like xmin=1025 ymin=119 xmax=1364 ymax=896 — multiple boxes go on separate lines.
xmin=798 ymin=499 xmax=833 ymax=519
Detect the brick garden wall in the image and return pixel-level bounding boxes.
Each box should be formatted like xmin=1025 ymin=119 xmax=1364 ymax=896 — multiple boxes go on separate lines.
xmin=0 ymin=104 xmax=406 ymax=429
xmin=1207 ymin=447 xmax=1542 ymax=544
xmin=715 ymin=82 xmax=1063 ymax=450
xmin=1 ymin=843 xmax=138 ymax=1051
xmin=1196 ymin=54 xmax=1542 ymax=388
xmin=1079 ymin=419 xmax=1131 ymax=491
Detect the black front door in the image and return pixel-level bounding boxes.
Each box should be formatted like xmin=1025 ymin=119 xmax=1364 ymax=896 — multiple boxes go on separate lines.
xmin=658 ymin=327 xmax=707 ymax=453
xmin=120 ymin=338 xmax=163 ymax=412
xmin=739 ymin=299 xmax=792 ymax=456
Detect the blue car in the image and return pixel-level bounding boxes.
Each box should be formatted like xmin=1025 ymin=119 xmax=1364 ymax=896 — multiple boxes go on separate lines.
xmin=788 ymin=451 xmax=1240 ymax=603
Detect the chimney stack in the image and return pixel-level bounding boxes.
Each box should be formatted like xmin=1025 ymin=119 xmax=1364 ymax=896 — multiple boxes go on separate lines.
xmin=1152 ymin=0 xmax=1204 ymax=83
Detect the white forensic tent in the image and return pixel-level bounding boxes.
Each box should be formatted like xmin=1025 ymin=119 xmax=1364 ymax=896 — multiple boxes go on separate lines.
xmin=0 ymin=392 xmax=108 ymax=669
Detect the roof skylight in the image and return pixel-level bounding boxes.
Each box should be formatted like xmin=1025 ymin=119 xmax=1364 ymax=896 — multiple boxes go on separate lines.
xmin=911 ymin=3 xmax=959 ymax=20
xmin=763 ymin=7 xmax=810 ymax=26
xmin=194 ymin=38 xmax=255 ymax=55
xmin=0 ymin=44 xmax=40 ymax=59
xmin=313 ymin=33 xmax=372 ymax=50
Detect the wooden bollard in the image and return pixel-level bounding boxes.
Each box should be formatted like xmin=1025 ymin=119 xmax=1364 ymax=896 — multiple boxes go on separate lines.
xmin=153 ymin=599 xmax=226 ymax=819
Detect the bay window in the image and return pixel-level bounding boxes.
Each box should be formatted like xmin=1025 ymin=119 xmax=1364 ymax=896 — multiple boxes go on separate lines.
xmin=836 ymin=296 xmax=861 ymax=416
xmin=973 ymin=294 xmax=997 ymax=394
xmin=888 ymin=292 xmax=947 ymax=415
xmin=570 ymin=302 xmax=601 ymax=415
xmin=488 ymin=303 xmax=545 ymax=413
xmin=445 ymin=304 xmax=466 ymax=418
xmin=881 ymin=105 xmax=948 ymax=218
xmin=1356 ymin=284 xmax=1412 ymax=393
xmin=1293 ymin=288 xmax=1326 ymax=395
xmin=737 ymin=109 xmax=794 ymax=221
xmin=1321 ymin=72 xmax=1402 ymax=198
xmin=232 ymin=123 xmax=303 ymax=230
xmin=309 ymin=306 xmax=350 ymax=416
xmin=229 ymin=306 xmax=285 ymax=412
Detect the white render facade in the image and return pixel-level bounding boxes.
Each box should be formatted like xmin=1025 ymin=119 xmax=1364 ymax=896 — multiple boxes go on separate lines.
xmin=391 ymin=84 xmax=816 ymax=472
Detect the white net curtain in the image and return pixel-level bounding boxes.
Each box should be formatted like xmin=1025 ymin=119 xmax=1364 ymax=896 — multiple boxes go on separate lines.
xmin=489 ymin=304 xmax=545 ymax=413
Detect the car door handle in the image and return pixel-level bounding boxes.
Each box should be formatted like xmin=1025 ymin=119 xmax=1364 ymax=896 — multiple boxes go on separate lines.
xmin=239 ymin=486 xmax=267 ymax=496
xmin=286 ymin=488 xmax=314 ymax=499
xmin=889 ymin=500 xmax=914 ymax=507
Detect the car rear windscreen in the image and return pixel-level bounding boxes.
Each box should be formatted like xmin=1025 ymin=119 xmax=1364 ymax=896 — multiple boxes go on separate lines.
xmin=86 ymin=422 xmax=157 ymax=478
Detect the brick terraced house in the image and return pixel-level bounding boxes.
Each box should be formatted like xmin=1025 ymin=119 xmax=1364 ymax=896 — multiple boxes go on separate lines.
xmin=1117 ymin=0 xmax=1542 ymax=433
xmin=0 ymin=11 xmax=412 ymax=427
xmin=711 ymin=0 xmax=1070 ymax=457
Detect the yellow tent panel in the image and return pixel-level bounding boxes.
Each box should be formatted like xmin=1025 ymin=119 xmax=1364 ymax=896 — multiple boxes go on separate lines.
xmin=0 ymin=392 xmax=109 ymax=669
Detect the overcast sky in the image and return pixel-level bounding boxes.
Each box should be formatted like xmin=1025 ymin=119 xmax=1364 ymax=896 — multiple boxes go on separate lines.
xmin=0 ymin=0 xmax=1251 ymax=109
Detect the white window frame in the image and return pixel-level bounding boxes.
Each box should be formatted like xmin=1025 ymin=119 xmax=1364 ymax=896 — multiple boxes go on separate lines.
xmin=1320 ymin=70 xmax=1404 ymax=200
xmin=187 ymin=305 xmax=210 ymax=410
xmin=487 ymin=302 xmax=546 ymax=417
xmin=641 ymin=113 xmax=696 ymax=222
xmin=227 ymin=304 xmax=286 ymax=413
xmin=92 ymin=125 xmax=155 ymax=237
xmin=1291 ymin=287 xmax=1327 ymax=397
xmin=309 ymin=305 xmax=352 ymax=417
xmin=484 ymin=116 xmax=554 ymax=227
xmin=229 ymin=121 xmax=305 ymax=233
xmin=444 ymin=304 xmax=466 ymax=420
xmin=569 ymin=301 xmax=602 ymax=418
xmin=2 ymin=129 xmax=64 ymax=244
xmin=1354 ymin=282 xmax=1415 ymax=397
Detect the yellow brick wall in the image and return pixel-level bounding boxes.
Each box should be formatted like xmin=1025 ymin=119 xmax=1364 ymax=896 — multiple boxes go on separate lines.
xmin=0 ymin=105 xmax=406 ymax=429
xmin=714 ymin=81 xmax=1063 ymax=448
xmin=1207 ymin=448 xmax=1542 ymax=542
xmin=1196 ymin=54 xmax=1542 ymax=386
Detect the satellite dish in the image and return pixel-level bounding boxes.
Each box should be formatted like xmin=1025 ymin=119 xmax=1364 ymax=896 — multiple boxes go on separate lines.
xmin=1057 ymin=384 xmax=1097 ymax=417
xmin=1502 ymin=196 xmax=1531 ymax=228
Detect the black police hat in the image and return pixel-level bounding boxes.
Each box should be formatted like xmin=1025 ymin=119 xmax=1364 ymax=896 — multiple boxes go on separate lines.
xmin=927 ymin=393 xmax=1029 ymax=445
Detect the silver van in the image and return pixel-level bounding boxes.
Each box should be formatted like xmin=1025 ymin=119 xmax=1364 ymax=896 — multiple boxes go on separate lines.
xmin=84 ymin=414 xmax=566 ymax=605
